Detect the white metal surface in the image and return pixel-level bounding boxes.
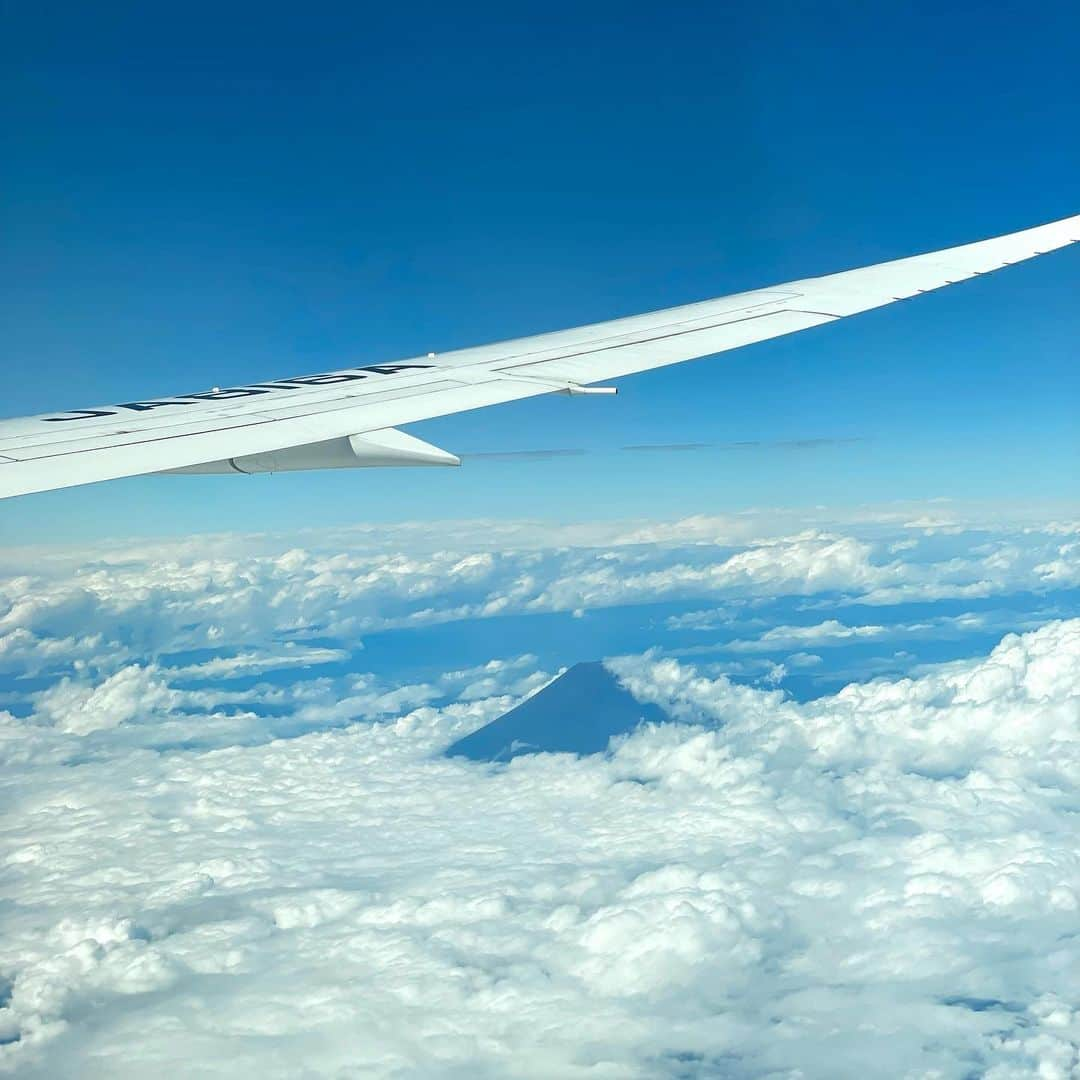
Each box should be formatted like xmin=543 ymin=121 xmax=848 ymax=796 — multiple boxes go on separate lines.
xmin=1 ymin=213 xmax=1077 ymax=499
xmin=165 ymin=427 xmax=461 ymax=474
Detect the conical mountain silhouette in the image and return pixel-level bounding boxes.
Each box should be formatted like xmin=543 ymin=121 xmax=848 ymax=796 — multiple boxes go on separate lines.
xmin=446 ymin=661 xmax=670 ymax=761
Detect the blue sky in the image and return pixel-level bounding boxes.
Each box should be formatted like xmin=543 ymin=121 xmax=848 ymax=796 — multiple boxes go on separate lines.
xmin=1 ymin=0 xmax=1078 ymax=541
xmin=5 ymin=11 xmax=1080 ymax=1071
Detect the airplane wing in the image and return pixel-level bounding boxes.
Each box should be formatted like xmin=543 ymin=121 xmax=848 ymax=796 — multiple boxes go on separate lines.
xmin=1 ymin=213 xmax=1077 ymax=500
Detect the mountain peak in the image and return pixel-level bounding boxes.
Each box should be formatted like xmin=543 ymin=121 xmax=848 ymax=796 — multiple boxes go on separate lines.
xmin=445 ymin=661 xmax=669 ymax=762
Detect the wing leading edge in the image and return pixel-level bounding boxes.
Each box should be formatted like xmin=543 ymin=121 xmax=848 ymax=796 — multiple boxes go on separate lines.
xmin=1 ymin=213 xmax=1077 ymax=500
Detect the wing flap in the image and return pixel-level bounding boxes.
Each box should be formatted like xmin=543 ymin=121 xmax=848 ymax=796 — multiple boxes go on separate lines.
xmin=165 ymin=428 xmax=460 ymax=474
xmin=0 ymin=377 xmax=551 ymax=499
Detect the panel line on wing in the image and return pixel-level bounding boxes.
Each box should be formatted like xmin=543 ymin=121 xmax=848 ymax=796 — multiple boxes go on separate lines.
xmin=493 ymin=307 xmax=807 ymax=375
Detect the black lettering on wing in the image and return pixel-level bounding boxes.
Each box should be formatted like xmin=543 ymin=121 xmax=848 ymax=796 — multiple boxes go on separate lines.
xmin=286 ymin=373 xmax=369 ymax=387
xmin=184 ymin=387 xmax=272 ymax=401
xmin=359 ymin=364 xmax=434 ymax=375
xmin=117 ymin=400 xmax=196 ymax=413
xmin=38 ymin=363 xmax=438 ymax=425
xmin=41 ymin=409 xmax=118 ymax=422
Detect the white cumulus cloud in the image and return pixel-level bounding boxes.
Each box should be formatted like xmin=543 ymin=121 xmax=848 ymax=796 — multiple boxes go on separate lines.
xmin=0 ymin=619 xmax=1075 ymax=1076
xmin=2 ymin=510 xmax=1080 ymax=1077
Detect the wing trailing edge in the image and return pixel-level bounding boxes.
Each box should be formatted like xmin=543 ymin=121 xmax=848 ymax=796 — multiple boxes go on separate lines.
xmin=0 ymin=211 xmax=1077 ymax=500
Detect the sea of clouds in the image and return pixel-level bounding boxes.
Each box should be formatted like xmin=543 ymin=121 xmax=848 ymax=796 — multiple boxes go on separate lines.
xmin=2 ymin=504 xmax=1079 ymax=1077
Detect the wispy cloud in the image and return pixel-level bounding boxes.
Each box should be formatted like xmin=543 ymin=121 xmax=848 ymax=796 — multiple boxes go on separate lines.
xmin=622 ymin=436 xmax=868 ymax=453
xmin=462 ymin=448 xmax=587 ymax=460
xmin=461 ymin=437 xmax=869 ymax=461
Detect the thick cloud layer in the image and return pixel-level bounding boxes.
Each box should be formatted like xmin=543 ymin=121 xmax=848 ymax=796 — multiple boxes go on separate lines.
xmin=2 ymin=508 xmax=1079 ymax=1077
xmin=2 ymin=510 xmax=1077 ymax=678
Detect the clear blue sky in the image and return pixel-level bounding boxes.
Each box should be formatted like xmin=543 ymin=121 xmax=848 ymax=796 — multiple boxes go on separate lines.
xmin=2 ymin=0 xmax=1077 ymax=542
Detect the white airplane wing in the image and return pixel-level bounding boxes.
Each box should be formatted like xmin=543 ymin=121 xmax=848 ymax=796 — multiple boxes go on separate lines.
xmin=1 ymin=213 xmax=1077 ymax=500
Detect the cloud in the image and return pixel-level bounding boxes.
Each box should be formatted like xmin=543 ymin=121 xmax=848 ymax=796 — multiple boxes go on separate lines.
xmin=723 ymin=618 xmax=891 ymax=650
xmin=1035 ymin=539 xmax=1080 ymax=585
xmin=4 ymin=506 xmax=1077 ymax=671
xmin=459 ymin=437 xmax=866 ymax=461
xmin=463 ymin=448 xmax=587 ymax=460
xmin=32 ymin=664 xmax=181 ymax=735
xmin=170 ymin=643 xmax=351 ymax=680
xmin=714 ymin=613 xmax=999 ymax=653
xmin=622 ymin=436 xmax=868 ymax=454
xmin=0 ymin=612 xmax=1077 ymax=1075
xmin=621 ymin=441 xmax=714 ymax=452
xmin=2 ymin=511 xmax=1080 ymax=1076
